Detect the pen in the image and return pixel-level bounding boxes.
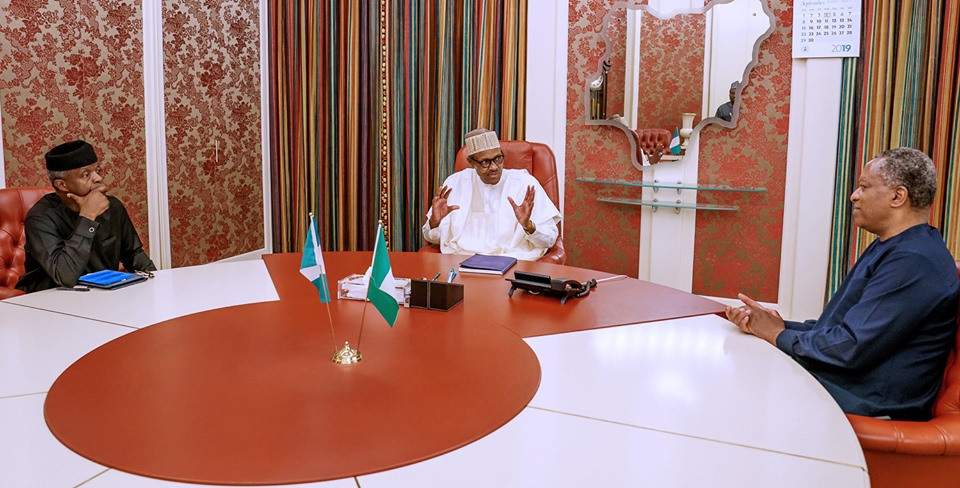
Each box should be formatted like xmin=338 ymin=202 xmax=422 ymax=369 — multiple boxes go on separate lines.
xmin=431 ymin=272 xmax=441 ymax=281
xmin=447 ymin=268 xmax=457 ymax=282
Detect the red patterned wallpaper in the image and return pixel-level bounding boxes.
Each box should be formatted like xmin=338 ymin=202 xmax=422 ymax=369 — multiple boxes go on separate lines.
xmin=163 ymin=0 xmax=263 ymax=267
xmin=636 ymin=13 xmax=705 ymax=131
xmin=566 ymin=0 xmax=791 ymax=299
xmin=566 ymin=0 xmax=641 ymax=278
xmin=692 ymin=0 xmax=791 ymax=302
xmin=0 ymin=0 xmax=148 ymax=247
xmin=605 ymin=8 xmax=627 ymax=119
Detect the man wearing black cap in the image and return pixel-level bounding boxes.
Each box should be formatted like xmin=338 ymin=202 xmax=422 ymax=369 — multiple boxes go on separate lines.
xmin=16 ymin=140 xmax=156 ymax=293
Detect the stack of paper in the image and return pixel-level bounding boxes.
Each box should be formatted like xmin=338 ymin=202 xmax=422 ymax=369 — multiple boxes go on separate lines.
xmin=337 ymin=271 xmax=410 ymax=306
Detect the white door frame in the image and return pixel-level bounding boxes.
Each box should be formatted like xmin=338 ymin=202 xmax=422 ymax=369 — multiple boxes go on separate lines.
xmin=143 ymin=0 xmax=172 ymax=269
xmin=258 ymin=0 xmax=273 ymax=255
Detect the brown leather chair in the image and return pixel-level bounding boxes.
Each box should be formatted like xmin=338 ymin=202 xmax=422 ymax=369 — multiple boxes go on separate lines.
xmin=845 ymin=262 xmax=960 ymax=488
xmin=0 ymin=187 xmax=50 ymax=299
xmin=419 ymin=140 xmax=565 ymax=264
xmin=633 ymin=128 xmax=672 ymax=164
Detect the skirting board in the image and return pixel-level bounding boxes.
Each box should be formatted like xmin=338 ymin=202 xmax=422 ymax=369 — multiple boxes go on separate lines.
xmin=216 ymin=248 xmax=268 ymax=264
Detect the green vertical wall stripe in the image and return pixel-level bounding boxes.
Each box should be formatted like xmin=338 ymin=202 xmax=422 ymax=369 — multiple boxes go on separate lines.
xmin=827 ymin=58 xmax=860 ymax=300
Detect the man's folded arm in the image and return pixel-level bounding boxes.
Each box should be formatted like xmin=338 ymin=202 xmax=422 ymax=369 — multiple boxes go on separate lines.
xmin=25 ymin=214 xmax=97 ymax=287
xmin=776 ymin=252 xmax=942 ymax=371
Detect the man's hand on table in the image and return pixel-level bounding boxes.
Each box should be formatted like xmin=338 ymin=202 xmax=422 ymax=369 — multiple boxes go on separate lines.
xmin=724 ymin=293 xmax=785 ymax=346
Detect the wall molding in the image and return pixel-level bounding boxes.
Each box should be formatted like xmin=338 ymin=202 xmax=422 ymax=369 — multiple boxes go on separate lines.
xmin=143 ymin=1 xmax=172 ymax=269
xmin=777 ymin=58 xmax=843 ymax=321
xmin=525 ymin=0 xmax=568 ymax=215
xmin=0 ymin=106 xmax=5 ymax=188
xmin=259 ymin=0 xmax=272 ymax=254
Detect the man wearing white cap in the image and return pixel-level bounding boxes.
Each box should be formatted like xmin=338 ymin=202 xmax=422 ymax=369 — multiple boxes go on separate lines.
xmin=421 ymin=128 xmax=561 ymax=260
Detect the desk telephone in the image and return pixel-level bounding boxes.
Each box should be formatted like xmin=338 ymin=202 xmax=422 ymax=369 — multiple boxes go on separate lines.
xmin=506 ymin=271 xmax=597 ymax=304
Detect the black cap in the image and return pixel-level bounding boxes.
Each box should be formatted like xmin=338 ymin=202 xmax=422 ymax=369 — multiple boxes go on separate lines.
xmin=45 ymin=140 xmax=98 ymax=171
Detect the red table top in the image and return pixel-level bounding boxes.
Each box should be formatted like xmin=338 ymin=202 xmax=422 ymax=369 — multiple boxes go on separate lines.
xmin=44 ymin=252 xmax=723 ymax=485
xmin=265 ymin=252 xmax=725 ymax=338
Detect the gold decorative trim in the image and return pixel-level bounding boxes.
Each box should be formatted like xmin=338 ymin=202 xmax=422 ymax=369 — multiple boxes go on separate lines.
xmin=378 ymin=0 xmax=391 ymax=248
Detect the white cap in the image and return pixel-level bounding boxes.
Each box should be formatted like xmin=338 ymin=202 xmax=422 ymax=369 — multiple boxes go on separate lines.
xmin=464 ymin=128 xmax=500 ymax=156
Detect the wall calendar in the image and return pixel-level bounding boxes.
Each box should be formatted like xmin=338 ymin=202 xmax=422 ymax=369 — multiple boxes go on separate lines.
xmin=792 ymin=0 xmax=862 ymax=59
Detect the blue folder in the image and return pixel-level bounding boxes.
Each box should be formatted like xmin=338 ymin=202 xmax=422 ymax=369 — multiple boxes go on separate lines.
xmin=459 ymin=254 xmax=518 ymax=275
xmin=77 ymin=270 xmax=146 ymax=289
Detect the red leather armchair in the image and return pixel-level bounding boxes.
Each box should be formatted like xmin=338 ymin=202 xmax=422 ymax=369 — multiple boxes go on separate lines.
xmin=0 ymin=187 xmax=50 ymax=299
xmin=419 ymin=140 xmax=565 ymax=264
xmin=845 ymin=263 xmax=960 ymax=488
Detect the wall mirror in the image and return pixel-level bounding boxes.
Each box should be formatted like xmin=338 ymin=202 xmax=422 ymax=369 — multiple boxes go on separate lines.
xmin=586 ymin=0 xmax=775 ymax=170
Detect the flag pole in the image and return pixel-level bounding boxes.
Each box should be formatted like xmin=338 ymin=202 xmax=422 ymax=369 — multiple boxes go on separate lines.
xmin=356 ymin=299 xmax=368 ymax=353
xmin=324 ymin=303 xmax=337 ymax=355
xmin=310 ymin=212 xmax=339 ymax=356
xmin=356 ymin=219 xmax=381 ymax=353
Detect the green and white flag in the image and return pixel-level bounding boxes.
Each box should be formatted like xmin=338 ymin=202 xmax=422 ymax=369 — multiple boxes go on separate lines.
xmin=299 ymin=214 xmax=331 ymax=303
xmin=366 ymin=222 xmax=399 ymax=326
xmin=669 ymin=127 xmax=682 ymax=155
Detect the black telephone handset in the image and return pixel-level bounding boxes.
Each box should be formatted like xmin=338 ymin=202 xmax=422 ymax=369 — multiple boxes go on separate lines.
xmin=558 ymin=278 xmax=597 ymax=299
xmin=507 ymin=271 xmax=597 ymax=304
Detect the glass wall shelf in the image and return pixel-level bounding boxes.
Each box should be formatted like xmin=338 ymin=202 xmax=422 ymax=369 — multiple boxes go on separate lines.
xmin=597 ymin=197 xmax=739 ymax=212
xmin=577 ymin=177 xmax=766 ymax=193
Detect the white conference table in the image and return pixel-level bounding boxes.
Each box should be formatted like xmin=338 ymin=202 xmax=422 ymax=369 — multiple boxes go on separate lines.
xmin=0 ymin=259 xmax=869 ymax=487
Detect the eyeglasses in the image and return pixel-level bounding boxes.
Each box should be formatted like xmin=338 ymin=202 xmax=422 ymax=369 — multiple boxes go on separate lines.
xmin=470 ymin=154 xmax=504 ymax=170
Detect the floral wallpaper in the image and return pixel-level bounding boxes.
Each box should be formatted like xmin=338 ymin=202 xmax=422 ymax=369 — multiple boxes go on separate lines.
xmin=636 ymin=12 xmax=705 ymax=131
xmin=163 ymin=0 xmax=263 ymax=267
xmin=566 ymin=0 xmax=642 ymax=278
xmin=0 ymin=0 xmax=148 ymax=247
xmin=692 ymin=0 xmax=791 ymax=302
xmin=604 ymin=7 xmax=627 ymax=119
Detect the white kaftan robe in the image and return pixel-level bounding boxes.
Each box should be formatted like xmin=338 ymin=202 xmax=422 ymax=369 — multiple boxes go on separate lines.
xmin=422 ymin=169 xmax=561 ymax=260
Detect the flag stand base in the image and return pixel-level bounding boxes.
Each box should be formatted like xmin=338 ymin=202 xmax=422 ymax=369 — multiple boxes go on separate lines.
xmin=331 ymin=341 xmax=362 ymax=365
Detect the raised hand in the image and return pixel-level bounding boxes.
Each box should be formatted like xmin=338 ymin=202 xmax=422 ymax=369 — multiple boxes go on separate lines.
xmin=67 ymin=186 xmax=110 ymax=221
xmin=428 ymin=186 xmax=460 ymax=228
xmin=508 ymin=185 xmax=536 ymax=234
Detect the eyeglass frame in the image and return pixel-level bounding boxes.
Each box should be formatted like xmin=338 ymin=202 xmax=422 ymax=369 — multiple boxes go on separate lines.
xmin=468 ymin=153 xmax=504 ymax=170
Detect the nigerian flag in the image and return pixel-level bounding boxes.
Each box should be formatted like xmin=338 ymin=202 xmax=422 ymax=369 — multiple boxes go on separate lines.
xmin=366 ymin=222 xmax=399 ymax=326
xmin=669 ymin=127 xmax=682 ymax=155
xmin=299 ymin=214 xmax=331 ymax=303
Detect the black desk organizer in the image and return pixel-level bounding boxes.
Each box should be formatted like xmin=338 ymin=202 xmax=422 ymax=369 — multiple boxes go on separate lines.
xmin=409 ymin=279 xmax=464 ymax=311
